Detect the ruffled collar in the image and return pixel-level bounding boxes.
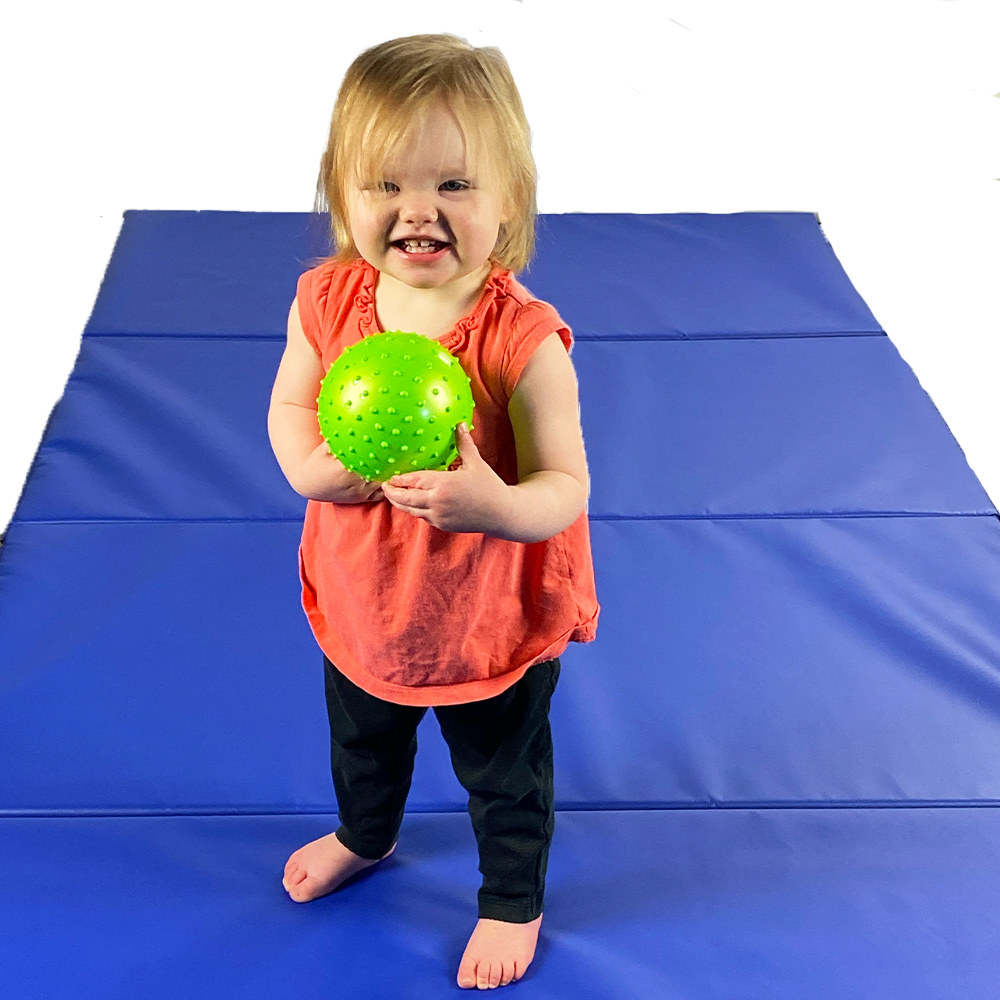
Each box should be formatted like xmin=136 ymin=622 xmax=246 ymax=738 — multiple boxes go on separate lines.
xmin=351 ymin=259 xmax=510 ymax=354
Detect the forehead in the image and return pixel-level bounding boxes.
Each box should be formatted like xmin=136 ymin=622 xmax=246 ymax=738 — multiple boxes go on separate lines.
xmin=353 ymin=98 xmax=493 ymax=180
xmin=390 ymin=105 xmax=470 ymax=167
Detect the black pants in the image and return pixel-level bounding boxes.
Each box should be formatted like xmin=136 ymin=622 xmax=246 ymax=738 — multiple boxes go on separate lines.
xmin=323 ymin=655 xmax=561 ymax=923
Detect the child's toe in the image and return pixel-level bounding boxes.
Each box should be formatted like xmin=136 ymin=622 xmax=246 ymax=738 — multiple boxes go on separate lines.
xmin=477 ymin=961 xmax=495 ymax=989
xmin=283 ymin=869 xmax=313 ymax=899
xmin=457 ymin=955 xmax=478 ymax=989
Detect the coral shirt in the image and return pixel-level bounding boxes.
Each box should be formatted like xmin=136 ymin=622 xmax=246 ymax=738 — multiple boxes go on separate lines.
xmin=295 ymin=257 xmax=600 ymax=706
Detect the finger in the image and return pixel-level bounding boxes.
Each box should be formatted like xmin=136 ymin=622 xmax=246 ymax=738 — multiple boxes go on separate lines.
xmin=388 ymin=481 xmax=431 ymax=500
xmin=400 ymin=495 xmax=429 ymax=510
xmin=388 ymin=473 xmax=417 ymax=487
xmin=386 ymin=494 xmax=421 ymax=514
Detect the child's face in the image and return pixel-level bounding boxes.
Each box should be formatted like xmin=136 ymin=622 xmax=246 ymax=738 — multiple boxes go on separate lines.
xmin=346 ymin=101 xmax=507 ymax=293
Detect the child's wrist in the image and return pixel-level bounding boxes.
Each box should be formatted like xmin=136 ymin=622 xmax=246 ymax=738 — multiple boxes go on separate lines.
xmin=295 ymin=448 xmax=350 ymax=501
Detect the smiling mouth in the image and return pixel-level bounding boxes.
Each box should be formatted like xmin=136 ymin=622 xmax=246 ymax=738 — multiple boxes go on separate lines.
xmin=391 ymin=238 xmax=451 ymax=254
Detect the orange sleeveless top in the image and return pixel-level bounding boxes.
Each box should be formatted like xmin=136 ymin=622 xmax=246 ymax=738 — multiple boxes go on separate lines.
xmin=295 ymin=258 xmax=600 ymax=706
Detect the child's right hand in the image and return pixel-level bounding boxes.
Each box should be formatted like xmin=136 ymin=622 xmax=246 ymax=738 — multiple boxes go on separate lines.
xmin=337 ymin=467 xmax=386 ymax=504
xmin=357 ymin=478 xmax=385 ymax=503
xmin=297 ymin=441 xmax=384 ymax=504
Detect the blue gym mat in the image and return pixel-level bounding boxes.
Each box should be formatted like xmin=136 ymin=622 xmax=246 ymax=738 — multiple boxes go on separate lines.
xmin=2 ymin=210 xmax=999 ymax=998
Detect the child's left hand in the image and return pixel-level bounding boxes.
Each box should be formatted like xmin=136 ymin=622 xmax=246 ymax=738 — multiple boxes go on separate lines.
xmin=381 ymin=423 xmax=513 ymax=535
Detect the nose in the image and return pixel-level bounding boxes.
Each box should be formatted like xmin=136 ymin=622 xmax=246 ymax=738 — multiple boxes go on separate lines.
xmin=398 ymin=188 xmax=439 ymax=226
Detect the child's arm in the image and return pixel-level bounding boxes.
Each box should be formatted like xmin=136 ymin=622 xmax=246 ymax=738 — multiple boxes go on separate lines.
xmin=504 ymin=332 xmax=590 ymax=543
xmin=267 ymin=297 xmax=383 ymax=504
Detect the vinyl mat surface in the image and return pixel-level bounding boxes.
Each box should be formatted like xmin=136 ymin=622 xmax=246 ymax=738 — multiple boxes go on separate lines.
xmin=1 ymin=211 xmax=998 ymax=998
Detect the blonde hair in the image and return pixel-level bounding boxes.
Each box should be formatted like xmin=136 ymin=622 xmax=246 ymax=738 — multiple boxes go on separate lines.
xmin=309 ymin=34 xmax=537 ymax=274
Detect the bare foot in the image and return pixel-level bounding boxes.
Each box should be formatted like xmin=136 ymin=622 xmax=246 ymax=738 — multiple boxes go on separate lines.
xmin=282 ymin=832 xmax=396 ymax=903
xmin=457 ymin=914 xmax=543 ymax=989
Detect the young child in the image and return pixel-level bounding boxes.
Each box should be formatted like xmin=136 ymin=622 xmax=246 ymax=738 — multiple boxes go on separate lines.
xmin=267 ymin=34 xmax=600 ymax=990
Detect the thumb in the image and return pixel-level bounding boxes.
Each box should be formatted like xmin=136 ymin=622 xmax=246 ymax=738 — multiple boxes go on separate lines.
xmin=455 ymin=422 xmax=477 ymax=455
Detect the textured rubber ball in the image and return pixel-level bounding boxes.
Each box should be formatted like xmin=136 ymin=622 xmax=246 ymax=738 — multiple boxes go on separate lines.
xmin=316 ymin=330 xmax=476 ymax=482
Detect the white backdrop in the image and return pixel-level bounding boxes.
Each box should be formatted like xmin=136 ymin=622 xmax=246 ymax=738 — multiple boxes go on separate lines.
xmin=1 ymin=0 xmax=997 ymax=532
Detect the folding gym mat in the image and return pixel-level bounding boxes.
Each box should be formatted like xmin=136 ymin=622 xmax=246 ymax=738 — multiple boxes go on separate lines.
xmin=2 ymin=210 xmax=998 ymax=998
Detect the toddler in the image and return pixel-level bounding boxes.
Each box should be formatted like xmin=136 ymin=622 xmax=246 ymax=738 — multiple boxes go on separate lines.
xmin=267 ymin=33 xmax=600 ymax=990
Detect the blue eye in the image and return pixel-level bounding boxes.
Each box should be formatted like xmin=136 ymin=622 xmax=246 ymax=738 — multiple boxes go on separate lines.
xmin=440 ymin=180 xmax=468 ymax=192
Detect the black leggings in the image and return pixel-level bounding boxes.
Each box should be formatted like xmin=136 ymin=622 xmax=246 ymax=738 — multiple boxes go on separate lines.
xmin=323 ymin=655 xmax=561 ymax=923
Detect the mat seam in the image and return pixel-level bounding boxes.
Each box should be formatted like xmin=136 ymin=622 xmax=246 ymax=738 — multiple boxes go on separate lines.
xmin=10 ymin=512 xmax=997 ymax=526
xmin=5 ymin=800 xmax=1000 ymax=820
xmin=79 ymin=331 xmax=887 ymax=342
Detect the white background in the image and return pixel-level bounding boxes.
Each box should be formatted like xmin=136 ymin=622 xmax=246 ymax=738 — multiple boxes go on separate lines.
xmin=1 ymin=0 xmax=997 ymax=533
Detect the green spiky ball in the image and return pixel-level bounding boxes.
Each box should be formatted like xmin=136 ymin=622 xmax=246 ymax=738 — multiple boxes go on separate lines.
xmin=317 ymin=331 xmax=476 ymax=482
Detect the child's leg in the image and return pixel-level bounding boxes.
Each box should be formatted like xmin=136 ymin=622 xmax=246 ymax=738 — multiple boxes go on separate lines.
xmin=282 ymin=657 xmax=425 ymax=902
xmin=323 ymin=656 xmax=427 ymax=859
xmin=434 ymin=657 xmax=561 ymax=987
